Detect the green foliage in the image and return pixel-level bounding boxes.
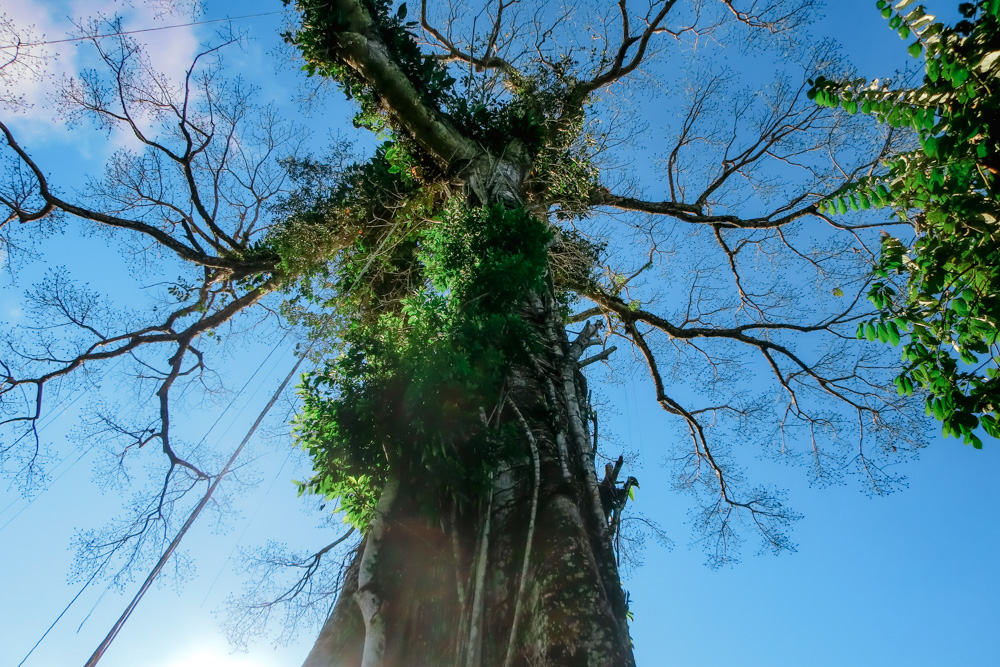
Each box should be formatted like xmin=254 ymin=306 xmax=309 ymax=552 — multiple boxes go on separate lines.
xmin=548 ymin=228 xmax=605 ymax=295
xmin=293 ymin=202 xmax=552 ymax=528
xmin=283 ymin=0 xmax=454 ymax=136
xmin=421 ymin=202 xmax=551 ymax=312
xmin=276 ymin=141 xmax=449 ymax=318
xmin=446 ymin=60 xmax=582 ymax=153
xmin=279 ymin=1 xmax=605 ymax=523
xmin=811 ymin=0 xmax=1000 ymax=447
xmin=283 ymin=0 xmax=604 ymax=197
xmin=445 ymin=97 xmax=543 ymax=152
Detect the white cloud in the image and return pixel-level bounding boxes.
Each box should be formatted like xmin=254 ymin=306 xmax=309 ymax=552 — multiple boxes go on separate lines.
xmin=3 ymin=0 xmax=203 ymax=158
xmin=1 ymin=2 xmax=75 ymax=114
xmin=1 ymin=296 xmax=24 ymax=323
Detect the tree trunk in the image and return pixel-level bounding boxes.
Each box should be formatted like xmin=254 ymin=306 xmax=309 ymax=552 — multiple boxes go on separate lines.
xmin=303 ymin=145 xmax=634 ymax=666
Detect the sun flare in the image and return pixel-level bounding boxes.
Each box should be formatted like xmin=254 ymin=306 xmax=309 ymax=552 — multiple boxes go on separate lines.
xmin=164 ymin=648 xmax=269 ymax=667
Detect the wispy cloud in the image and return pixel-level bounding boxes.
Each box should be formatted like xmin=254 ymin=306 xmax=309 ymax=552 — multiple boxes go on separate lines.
xmin=2 ymin=1 xmax=203 ymax=155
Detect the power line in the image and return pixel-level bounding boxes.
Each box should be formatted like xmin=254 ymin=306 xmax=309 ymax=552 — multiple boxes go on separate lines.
xmin=0 ymin=446 xmax=89 ymax=533
xmin=200 ymin=447 xmax=295 ymax=606
xmin=0 ymin=356 xmax=126 ymax=472
xmin=187 ymin=331 xmax=291 ymax=459
xmin=0 ymin=357 xmax=127 ymax=530
xmin=15 ymin=163 xmax=395 ymax=664
xmin=16 ymin=555 xmax=112 ymax=667
xmin=0 ymin=11 xmax=291 ymax=50
xmin=0 ymin=334 xmax=286 ymax=533
xmin=82 ymin=349 xmax=308 ymax=667
xmin=10 ymin=339 xmax=295 ymax=664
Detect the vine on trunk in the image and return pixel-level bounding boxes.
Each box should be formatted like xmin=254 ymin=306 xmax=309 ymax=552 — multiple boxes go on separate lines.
xmin=294 ymin=201 xmax=553 ymax=529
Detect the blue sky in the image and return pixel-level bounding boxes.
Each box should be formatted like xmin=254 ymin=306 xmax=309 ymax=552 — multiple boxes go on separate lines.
xmin=1 ymin=1 xmax=997 ymax=666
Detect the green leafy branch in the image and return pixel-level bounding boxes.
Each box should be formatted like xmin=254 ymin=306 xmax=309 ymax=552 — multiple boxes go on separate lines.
xmin=810 ymin=0 xmax=1000 ymax=447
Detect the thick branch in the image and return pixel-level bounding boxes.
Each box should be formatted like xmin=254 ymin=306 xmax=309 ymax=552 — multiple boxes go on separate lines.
xmin=325 ymin=0 xmax=479 ymax=170
xmin=0 ymin=121 xmax=281 ymax=274
xmin=591 ymin=186 xmax=820 ymax=229
xmin=571 ymin=1 xmax=678 ymax=103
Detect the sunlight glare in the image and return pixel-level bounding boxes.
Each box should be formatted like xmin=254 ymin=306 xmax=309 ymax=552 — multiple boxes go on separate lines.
xmin=164 ymin=647 xmax=270 ymax=667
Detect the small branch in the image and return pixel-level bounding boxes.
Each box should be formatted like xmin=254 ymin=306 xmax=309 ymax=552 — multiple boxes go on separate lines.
xmin=579 ymin=345 xmax=617 ymax=368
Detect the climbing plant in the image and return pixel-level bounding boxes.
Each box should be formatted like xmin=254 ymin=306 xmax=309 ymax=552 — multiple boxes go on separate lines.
xmin=294 ymin=200 xmax=553 ymax=528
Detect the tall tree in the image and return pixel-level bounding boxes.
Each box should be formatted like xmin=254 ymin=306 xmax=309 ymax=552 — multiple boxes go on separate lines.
xmin=0 ymin=1 xmax=933 ymax=665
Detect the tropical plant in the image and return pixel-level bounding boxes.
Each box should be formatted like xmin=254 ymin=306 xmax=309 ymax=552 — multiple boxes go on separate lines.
xmin=811 ymin=0 xmax=1000 ymax=448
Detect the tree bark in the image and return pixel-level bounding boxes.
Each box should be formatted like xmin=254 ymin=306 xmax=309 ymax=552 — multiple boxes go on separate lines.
xmin=303 ymin=242 xmax=634 ymax=667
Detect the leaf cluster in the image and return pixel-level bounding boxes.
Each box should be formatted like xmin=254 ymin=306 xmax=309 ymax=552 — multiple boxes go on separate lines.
xmin=811 ymin=0 xmax=1000 ymax=446
xmin=293 ymin=202 xmax=551 ymax=528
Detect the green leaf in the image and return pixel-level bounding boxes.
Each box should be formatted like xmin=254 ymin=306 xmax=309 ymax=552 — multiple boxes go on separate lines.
xmin=922 ymin=135 xmax=939 ymax=156
xmin=982 ymin=415 xmax=1000 ymax=438
xmin=908 ymin=41 xmax=923 ymax=57
xmin=888 ymin=321 xmax=901 ymax=346
xmin=927 ymin=58 xmax=940 ymax=80
xmin=922 ymin=109 xmax=935 ymax=130
xmin=833 ymin=287 xmax=844 ymax=297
